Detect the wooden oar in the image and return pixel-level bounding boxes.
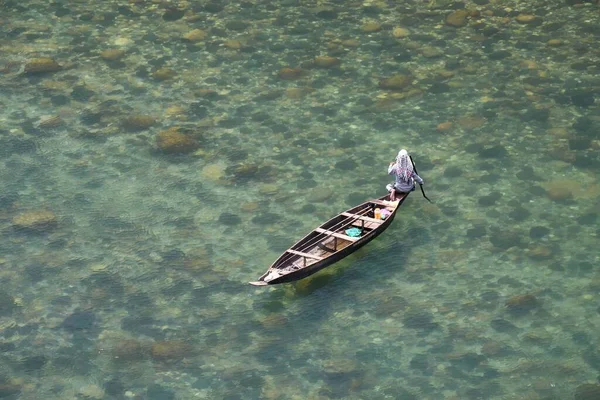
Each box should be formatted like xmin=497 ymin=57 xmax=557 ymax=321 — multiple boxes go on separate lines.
xmin=409 ymin=155 xmax=431 ymax=203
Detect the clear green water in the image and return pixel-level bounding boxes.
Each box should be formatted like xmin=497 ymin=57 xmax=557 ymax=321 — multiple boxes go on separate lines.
xmin=0 ymin=0 xmax=599 ymax=399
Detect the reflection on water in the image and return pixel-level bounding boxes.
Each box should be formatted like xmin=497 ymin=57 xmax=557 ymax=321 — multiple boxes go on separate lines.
xmin=0 ymin=0 xmax=599 ymax=398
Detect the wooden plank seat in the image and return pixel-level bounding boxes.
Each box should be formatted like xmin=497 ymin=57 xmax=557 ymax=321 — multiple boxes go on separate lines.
xmin=351 ymin=221 xmax=379 ymax=230
xmin=286 ymin=249 xmax=324 ymax=260
xmin=369 ymin=199 xmax=397 ymax=207
xmin=315 ymin=228 xmax=359 ymax=242
xmin=341 ymin=212 xmax=384 ymax=225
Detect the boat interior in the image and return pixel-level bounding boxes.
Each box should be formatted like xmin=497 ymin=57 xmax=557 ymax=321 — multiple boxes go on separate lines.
xmin=272 ymin=197 xmax=401 ymax=273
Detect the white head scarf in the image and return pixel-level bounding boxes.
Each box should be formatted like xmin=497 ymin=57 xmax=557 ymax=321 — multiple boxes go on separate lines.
xmin=395 ymin=149 xmax=413 ymax=181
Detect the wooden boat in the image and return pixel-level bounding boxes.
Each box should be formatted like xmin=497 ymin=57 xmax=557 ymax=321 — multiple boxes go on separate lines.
xmin=249 ymin=192 xmax=409 ymax=286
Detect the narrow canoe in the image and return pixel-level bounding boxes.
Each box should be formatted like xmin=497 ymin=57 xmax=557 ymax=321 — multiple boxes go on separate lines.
xmin=249 ymin=192 xmax=409 ymax=286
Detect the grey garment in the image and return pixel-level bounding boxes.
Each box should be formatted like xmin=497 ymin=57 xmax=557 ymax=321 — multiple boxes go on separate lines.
xmin=387 ymin=163 xmax=424 ymax=192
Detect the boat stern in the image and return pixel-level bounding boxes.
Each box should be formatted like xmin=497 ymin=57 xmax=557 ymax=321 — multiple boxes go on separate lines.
xmin=249 ymin=280 xmax=269 ymax=286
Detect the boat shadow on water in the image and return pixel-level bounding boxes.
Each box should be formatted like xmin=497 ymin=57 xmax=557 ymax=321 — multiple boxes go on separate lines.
xmin=241 ymin=240 xmax=417 ymax=370
xmin=243 ymin=226 xmax=425 ymax=370
xmin=292 ymin=235 xmax=411 ymax=295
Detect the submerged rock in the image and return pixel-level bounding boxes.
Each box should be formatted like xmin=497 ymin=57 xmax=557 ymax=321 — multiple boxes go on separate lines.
xmin=374 ymin=295 xmax=408 ymax=316
xmin=489 ymin=230 xmax=523 ymax=250
xmin=575 ymin=384 xmax=600 ymax=400
xmin=379 ymin=74 xmax=411 ymax=90
xmin=278 ymin=67 xmax=304 ymax=80
xmin=259 ymin=313 xmax=288 ymax=330
xmin=21 ymin=355 xmax=48 ymax=372
xmin=227 ymin=162 xmax=274 ymax=182
xmin=307 ymin=187 xmax=333 ymax=203
xmin=182 ymin=29 xmax=206 ymax=42
xmin=201 ymin=163 xmax=225 ymax=182
xmin=122 ymin=115 xmax=156 ymax=132
xmin=223 ymin=39 xmax=242 ymax=50
xmin=218 ymin=212 xmax=241 ymax=226
xmin=0 ymin=383 xmax=22 ymax=398
xmin=515 ymin=14 xmax=538 ymax=24
xmin=78 ymin=384 xmax=105 ymax=399
xmin=313 ymin=56 xmax=341 ymax=68
xmin=24 ymin=57 xmax=62 ymax=74
xmin=392 ymin=26 xmax=410 ymax=38
xmin=505 ymin=294 xmax=539 ymax=315
xmin=156 ymin=127 xmax=199 ymax=154
xmin=100 ymin=49 xmax=126 ymax=61
xmin=110 ymin=338 xmax=148 ymax=362
xmin=12 ymin=210 xmax=58 ymax=232
xmin=448 ymin=351 xmax=486 ymax=371
xmin=251 ymin=212 xmax=279 ymax=225
xmin=71 ymin=85 xmax=95 ymax=102
xmin=147 ymin=384 xmax=175 ymax=400
xmin=62 ymin=311 xmax=96 ymax=331
xmin=150 ymin=340 xmax=191 ymax=362
xmin=544 ymin=184 xmax=573 ymax=202
xmin=162 ymin=7 xmax=185 ymax=21
xmin=402 ymin=309 xmax=438 ymax=331
xmin=323 ymin=358 xmax=359 ymax=377
xmin=361 ymin=21 xmax=382 ymax=33
xmin=490 ymin=318 xmax=519 ymax=333
xmin=152 ymin=67 xmax=177 ymax=81
xmin=527 ymin=245 xmax=555 ymax=260
xmin=446 ymin=10 xmax=470 ymax=27
xmin=225 ymin=20 xmax=249 ymax=32
xmin=480 ymin=340 xmax=511 ymax=357
xmin=36 ymin=115 xmax=64 ymax=130
xmin=0 ymin=291 xmax=16 ymax=316
xmin=529 ymin=226 xmax=550 ymax=239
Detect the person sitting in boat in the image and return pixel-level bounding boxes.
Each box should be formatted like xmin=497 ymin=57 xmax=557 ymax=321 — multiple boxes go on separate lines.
xmin=386 ymin=149 xmax=424 ymax=201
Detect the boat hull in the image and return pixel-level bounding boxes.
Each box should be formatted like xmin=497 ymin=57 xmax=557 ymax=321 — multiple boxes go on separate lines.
xmin=250 ymin=192 xmax=409 ymax=286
